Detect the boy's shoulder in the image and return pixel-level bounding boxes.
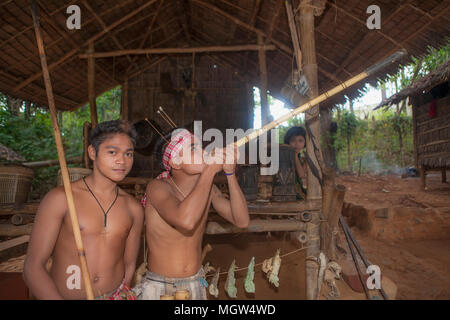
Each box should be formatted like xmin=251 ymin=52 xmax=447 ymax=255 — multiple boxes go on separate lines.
xmin=118 ymin=187 xmax=143 ymax=212
xmin=42 ymin=185 xmax=68 ymax=203
xmin=146 ymin=178 xmax=171 ymax=193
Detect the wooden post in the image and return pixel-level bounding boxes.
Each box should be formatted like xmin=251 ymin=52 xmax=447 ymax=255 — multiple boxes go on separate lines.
xmin=297 ymin=0 xmax=322 ymax=301
xmin=83 ymin=121 xmax=91 ymax=169
xmin=420 ymin=166 xmax=426 ymax=190
xmin=320 ymin=168 xmax=335 ymax=251
xmin=29 ymin=0 xmax=95 ymax=300
xmin=192 ymin=52 xmax=196 ymax=119
xmin=442 ymin=168 xmax=447 ymax=183
xmin=121 ymin=78 xmax=129 ymax=121
xmin=87 ymin=42 xmax=98 ymax=127
xmin=285 ymin=0 xmax=302 ymax=71
xmin=328 ymin=184 xmax=346 ymax=261
xmin=257 ymin=34 xmax=270 ymax=126
xmin=411 ymin=103 xmax=419 ymax=169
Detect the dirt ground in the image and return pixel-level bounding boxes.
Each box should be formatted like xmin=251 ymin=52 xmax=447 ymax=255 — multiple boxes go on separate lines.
xmin=335 ymin=171 xmax=450 ymax=300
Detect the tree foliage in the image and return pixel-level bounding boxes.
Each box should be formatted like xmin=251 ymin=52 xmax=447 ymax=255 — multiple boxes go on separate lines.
xmin=0 ymin=87 xmax=121 ymax=199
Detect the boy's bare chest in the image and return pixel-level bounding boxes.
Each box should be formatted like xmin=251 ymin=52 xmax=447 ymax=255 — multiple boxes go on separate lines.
xmin=63 ymin=193 xmax=132 ymax=237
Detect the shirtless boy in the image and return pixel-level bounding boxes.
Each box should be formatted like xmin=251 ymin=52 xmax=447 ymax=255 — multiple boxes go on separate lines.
xmin=134 ymin=128 xmax=249 ymax=300
xmin=24 ymin=120 xmax=144 ymax=300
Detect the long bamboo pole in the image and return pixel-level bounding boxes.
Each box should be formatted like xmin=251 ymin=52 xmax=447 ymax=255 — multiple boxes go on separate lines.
xmin=234 ymin=50 xmax=407 ymax=148
xmin=29 ymin=0 xmax=95 ymax=300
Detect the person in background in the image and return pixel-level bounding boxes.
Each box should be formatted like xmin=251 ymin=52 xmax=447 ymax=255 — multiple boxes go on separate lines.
xmin=283 ymin=126 xmax=307 ymax=200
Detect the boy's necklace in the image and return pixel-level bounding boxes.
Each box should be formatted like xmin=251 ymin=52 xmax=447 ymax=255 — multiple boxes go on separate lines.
xmin=82 ymin=177 xmax=119 ymax=227
xmin=169 ymin=176 xmax=187 ymax=199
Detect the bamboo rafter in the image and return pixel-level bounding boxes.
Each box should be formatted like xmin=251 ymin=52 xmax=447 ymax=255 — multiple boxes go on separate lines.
xmin=79 ymin=44 xmax=276 ymax=59
xmin=14 ymin=0 xmax=159 ymax=92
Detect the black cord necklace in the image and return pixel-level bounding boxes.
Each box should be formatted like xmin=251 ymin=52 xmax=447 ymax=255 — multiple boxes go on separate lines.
xmin=82 ymin=177 xmax=119 ymax=227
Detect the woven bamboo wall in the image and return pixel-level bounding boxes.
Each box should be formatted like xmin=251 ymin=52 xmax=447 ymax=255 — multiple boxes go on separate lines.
xmin=127 ymin=55 xmax=254 ymax=177
xmin=413 ymin=90 xmax=450 ymax=169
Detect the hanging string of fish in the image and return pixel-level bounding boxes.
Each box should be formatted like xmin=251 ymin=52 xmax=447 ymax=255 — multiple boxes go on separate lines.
xmin=203 ymin=245 xmax=311 ymax=298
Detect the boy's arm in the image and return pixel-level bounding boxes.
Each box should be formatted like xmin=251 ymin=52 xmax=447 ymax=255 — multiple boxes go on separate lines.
xmin=23 ymin=188 xmax=67 ymax=300
xmin=147 ymin=165 xmax=221 ymax=234
xmin=211 ymin=145 xmax=249 ymax=228
xmin=211 ymin=177 xmax=249 ymax=228
xmin=123 ymin=197 xmax=144 ymax=286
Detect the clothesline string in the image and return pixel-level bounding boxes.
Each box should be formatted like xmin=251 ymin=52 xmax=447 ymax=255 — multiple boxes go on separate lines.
xmin=205 ymin=245 xmax=313 ymax=278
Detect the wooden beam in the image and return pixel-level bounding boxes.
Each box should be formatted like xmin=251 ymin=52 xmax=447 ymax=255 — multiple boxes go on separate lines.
xmin=258 ymin=34 xmax=270 ymax=126
xmin=0 ymin=235 xmax=30 ymax=252
xmin=0 ymin=223 xmax=33 ymax=237
xmin=22 ymin=156 xmax=82 ymax=168
xmin=0 ymin=203 xmax=39 ymax=216
xmin=128 ymin=57 xmax=167 ymax=80
xmin=331 ymin=1 xmax=409 ymax=78
xmin=125 ymin=28 xmax=182 ymax=76
xmin=298 ymin=0 xmax=322 ymax=200
xmin=87 ymin=43 xmax=98 ymax=126
xmin=327 ymin=1 xmax=405 ymax=50
xmin=298 ymin=0 xmax=322 ymax=301
xmin=285 ymin=0 xmax=302 ymax=71
xmin=175 ymin=0 xmax=191 ymax=44
xmin=193 ymin=0 xmax=351 ymax=79
xmin=125 ymin=0 xmax=165 ymax=74
xmin=205 ymin=219 xmax=306 ymax=235
xmin=121 ymin=78 xmax=129 ymax=120
xmin=190 ymin=30 xmax=256 ymax=81
xmin=266 ymin=0 xmax=284 ymax=43
xmin=243 ymin=0 xmax=262 ymax=73
xmin=14 ymin=0 xmax=159 ymax=92
xmin=81 ymin=0 xmax=133 ymax=63
xmin=79 ymin=44 xmax=276 ymax=59
xmin=0 ymin=0 xmax=137 ymax=51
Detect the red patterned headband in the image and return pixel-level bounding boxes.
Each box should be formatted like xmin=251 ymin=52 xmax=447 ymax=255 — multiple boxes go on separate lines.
xmin=157 ymin=129 xmax=194 ymax=180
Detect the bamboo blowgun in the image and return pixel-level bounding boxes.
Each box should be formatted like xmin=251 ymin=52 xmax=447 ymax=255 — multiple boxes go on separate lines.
xmin=234 ymin=50 xmax=407 ymax=147
xmin=29 ymin=0 xmax=95 ymax=300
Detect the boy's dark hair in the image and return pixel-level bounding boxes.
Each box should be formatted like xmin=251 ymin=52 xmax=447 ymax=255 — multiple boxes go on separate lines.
xmin=153 ymin=127 xmax=188 ymax=172
xmin=284 ymin=126 xmax=306 ymax=145
xmin=89 ymin=120 xmax=137 ymax=153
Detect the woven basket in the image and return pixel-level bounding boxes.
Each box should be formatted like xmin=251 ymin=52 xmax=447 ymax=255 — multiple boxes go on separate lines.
xmin=57 ymin=167 xmax=92 ymax=186
xmin=0 ymin=166 xmax=34 ymax=204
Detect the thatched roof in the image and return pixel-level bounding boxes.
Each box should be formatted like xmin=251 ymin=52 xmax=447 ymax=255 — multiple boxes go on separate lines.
xmin=375 ymin=59 xmax=450 ymax=109
xmin=0 ymin=0 xmax=449 ymax=111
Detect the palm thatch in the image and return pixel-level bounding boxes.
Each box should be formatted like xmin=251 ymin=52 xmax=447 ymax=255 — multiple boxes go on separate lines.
xmin=375 ymin=59 xmax=450 ymax=110
xmin=0 ymin=0 xmax=449 ymax=111
xmin=0 ymin=143 xmax=25 ymax=162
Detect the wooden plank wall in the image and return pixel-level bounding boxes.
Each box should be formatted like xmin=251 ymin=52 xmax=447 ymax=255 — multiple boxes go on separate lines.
xmin=127 ymin=55 xmax=254 ymax=177
xmin=413 ymin=90 xmax=450 ymax=169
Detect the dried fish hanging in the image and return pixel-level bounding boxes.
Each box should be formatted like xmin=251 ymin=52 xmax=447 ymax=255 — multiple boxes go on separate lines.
xmin=203 ymin=262 xmax=215 ymax=275
xmin=244 ymin=257 xmax=255 ymax=293
xmin=316 ymin=252 xmax=327 ymax=299
xmin=225 ymin=260 xmax=237 ymax=298
xmin=208 ymin=267 xmax=221 ymax=298
xmin=262 ymin=249 xmax=282 ymax=287
xmin=324 ymin=261 xmax=342 ymax=300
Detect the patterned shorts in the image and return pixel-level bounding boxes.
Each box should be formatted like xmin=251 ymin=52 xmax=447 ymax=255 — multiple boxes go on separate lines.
xmin=132 ymin=268 xmax=208 ymax=300
xmin=95 ymin=279 xmax=137 ymax=300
